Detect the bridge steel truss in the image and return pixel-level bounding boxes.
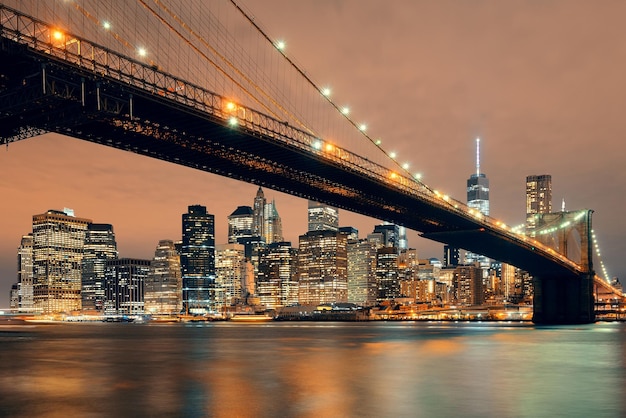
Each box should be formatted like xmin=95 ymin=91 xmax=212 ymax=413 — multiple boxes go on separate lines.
xmin=0 ymin=5 xmax=602 ymax=323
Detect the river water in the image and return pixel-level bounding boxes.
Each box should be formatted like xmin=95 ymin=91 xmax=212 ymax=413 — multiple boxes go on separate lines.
xmin=0 ymin=321 xmax=624 ymax=417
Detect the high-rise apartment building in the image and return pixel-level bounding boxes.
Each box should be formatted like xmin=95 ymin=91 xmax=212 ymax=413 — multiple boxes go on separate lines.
xmin=181 ymin=205 xmax=216 ymax=314
xmin=307 ymin=200 xmax=339 ymax=232
xmin=17 ymin=234 xmax=34 ymax=313
xmin=454 ymin=265 xmax=484 ymax=306
xmin=82 ymin=223 xmax=118 ymax=311
xmin=297 ymin=230 xmax=348 ymax=304
xmin=215 ymin=243 xmax=246 ymax=310
xmin=32 ymin=209 xmax=91 ymax=314
xmin=257 ymin=241 xmax=298 ymax=310
xmin=104 ymin=258 xmax=150 ymax=315
xmin=526 ymin=174 xmax=552 ymax=231
xmin=144 ymin=240 xmax=182 ymax=315
xmin=347 ymin=239 xmax=378 ymax=306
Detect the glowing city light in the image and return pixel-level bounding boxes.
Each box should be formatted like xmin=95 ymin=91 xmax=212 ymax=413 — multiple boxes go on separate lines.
xmin=402 ymin=163 xmax=409 ymax=170
xmin=102 ymin=21 xmax=111 ymax=30
xmin=359 ymin=124 xmax=367 ymax=131
xmin=389 ymin=152 xmax=397 ymax=159
xmin=375 ymin=139 xmax=382 ymax=145
xmin=341 ymin=107 xmax=350 ymax=115
xmin=312 ymin=140 xmax=322 ymax=150
xmin=225 ymin=101 xmax=236 ymax=112
xmin=228 ymin=116 xmax=238 ymax=126
xmin=325 ymin=143 xmax=334 ymax=152
xmin=52 ymin=30 xmax=64 ymax=40
xmin=414 ymin=173 xmax=422 ymax=180
xmin=321 ymin=87 xmax=331 ymax=97
xmin=138 ymin=48 xmax=147 ymax=57
xmin=275 ymin=40 xmax=285 ymax=50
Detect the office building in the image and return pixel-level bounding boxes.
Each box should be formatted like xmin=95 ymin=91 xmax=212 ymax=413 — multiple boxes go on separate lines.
xmin=372 ymin=223 xmax=401 ymax=248
xmin=454 ymin=265 xmax=484 ymax=306
xmin=263 ymin=199 xmax=283 ymax=244
xmin=228 ymin=206 xmax=254 ymax=244
xmin=32 ymin=209 xmax=91 ymax=314
xmin=347 ymin=239 xmax=378 ymax=306
xmin=144 ymin=240 xmax=182 ymax=315
xmin=526 ymin=174 xmax=552 ymax=231
xmin=104 ymin=258 xmax=150 ymax=315
xmin=376 ymin=246 xmax=400 ymax=301
xmin=17 ymin=234 xmax=34 ymax=313
xmin=443 ymin=245 xmax=460 ymax=267
xmin=297 ymin=230 xmax=348 ymax=304
xmin=257 ymin=241 xmax=298 ymax=310
xmin=465 ymin=138 xmax=490 ymax=267
xmin=215 ymin=243 xmax=246 ymax=310
xmin=82 ymin=223 xmax=118 ymax=311
xmin=253 ymin=187 xmax=266 ymax=238
xmin=307 ymin=200 xmax=339 ymax=232
xmin=180 ymin=205 xmax=216 ymax=314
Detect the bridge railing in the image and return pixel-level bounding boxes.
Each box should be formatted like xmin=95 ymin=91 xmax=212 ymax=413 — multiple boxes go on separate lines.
xmin=0 ymin=4 xmax=584 ymax=275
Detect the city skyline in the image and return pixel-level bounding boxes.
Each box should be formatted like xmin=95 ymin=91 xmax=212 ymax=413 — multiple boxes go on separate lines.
xmin=1 ymin=0 xmax=626 ymax=306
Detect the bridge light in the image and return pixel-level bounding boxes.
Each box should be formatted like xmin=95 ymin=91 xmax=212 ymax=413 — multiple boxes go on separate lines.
xmin=414 ymin=173 xmax=422 ymax=180
xmin=389 ymin=152 xmax=397 ymax=159
xmin=225 ymin=101 xmax=236 ymax=112
xmin=341 ymin=107 xmax=350 ymax=115
xmin=375 ymin=139 xmax=382 ymax=145
xmin=103 ymin=21 xmax=111 ymax=30
xmin=275 ymin=40 xmax=286 ymax=50
xmin=138 ymin=48 xmax=147 ymax=57
xmin=359 ymin=124 xmax=367 ymax=131
xmin=390 ymin=172 xmax=398 ymax=179
xmin=402 ymin=163 xmax=409 ymax=170
xmin=325 ymin=143 xmax=334 ymax=152
xmin=228 ymin=116 xmax=238 ymax=127
xmin=312 ymin=140 xmax=322 ymax=150
xmin=321 ymin=87 xmax=331 ymax=97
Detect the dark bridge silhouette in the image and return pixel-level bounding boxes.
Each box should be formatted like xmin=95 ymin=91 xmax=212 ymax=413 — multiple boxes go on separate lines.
xmin=0 ymin=4 xmax=615 ymax=323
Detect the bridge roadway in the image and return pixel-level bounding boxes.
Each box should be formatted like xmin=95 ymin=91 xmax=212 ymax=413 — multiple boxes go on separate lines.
xmin=0 ymin=5 xmax=602 ymax=323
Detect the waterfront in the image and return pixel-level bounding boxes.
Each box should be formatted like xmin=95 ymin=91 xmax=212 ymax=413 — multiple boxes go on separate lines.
xmin=0 ymin=321 xmax=625 ymax=417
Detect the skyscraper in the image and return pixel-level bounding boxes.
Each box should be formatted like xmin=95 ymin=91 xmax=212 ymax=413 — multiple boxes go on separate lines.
xmin=263 ymin=199 xmax=283 ymax=244
xmin=252 ymin=187 xmax=266 ymax=238
xmin=257 ymin=241 xmax=298 ymax=310
xmin=297 ymin=230 xmax=348 ymax=304
xmin=82 ymin=223 xmax=118 ymax=312
xmin=215 ymin=243 xmax=246 ymax=310
xmin=32 ymin=209 xmax=91 ymax=314
xmin=144 ymin=240 xmax=182 ymax=315
xmin=17 ymin=234 xmax=34 ymax=313
xmin=347 ymin=239 xmax=378 ymax=306
xmin=372 ymin=223 xmax=400 ymax=248
xmin=467 ymin=138 xmax=490 ymax=216
xmin=376 ymin=246 xmax=400 ymax=302
xmin=526 ymin=174 xmax=552 ymax=231
xmin=465 ymin=138 xmax=490 ymax=267
xmin=104 ymin=258 xmax=150 ymax=315
xmin=307 ymin=200 xmax=339 ymax=232
xmin=181 ymin=205 xmax=216 ymax=314
xmin=228 ymin=206 xmax=254 ymax=244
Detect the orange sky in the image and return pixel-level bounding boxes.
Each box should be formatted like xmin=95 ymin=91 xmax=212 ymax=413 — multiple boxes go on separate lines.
xmin=2 ymin=0 xmax=626 ymax=306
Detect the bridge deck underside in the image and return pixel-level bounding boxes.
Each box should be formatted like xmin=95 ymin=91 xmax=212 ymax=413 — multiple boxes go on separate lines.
xmin=0 ymin=37 xmax=581 ymax=280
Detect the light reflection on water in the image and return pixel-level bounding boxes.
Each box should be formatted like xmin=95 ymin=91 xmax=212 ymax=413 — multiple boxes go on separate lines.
xmin=0 ymin=321 xmax=624 ymax=417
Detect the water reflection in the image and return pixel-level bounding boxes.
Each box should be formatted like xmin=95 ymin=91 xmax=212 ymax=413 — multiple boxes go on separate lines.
xmin=0 ymin=322 xmax=624 ymax=417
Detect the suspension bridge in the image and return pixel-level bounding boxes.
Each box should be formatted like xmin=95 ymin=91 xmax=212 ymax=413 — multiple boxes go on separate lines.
xmin=0 ymin=1 xmax=622 ymax=324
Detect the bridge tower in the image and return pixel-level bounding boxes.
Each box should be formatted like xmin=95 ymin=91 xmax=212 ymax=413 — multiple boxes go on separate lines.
xmin=529 ymin=210 xmax=595 ymax=324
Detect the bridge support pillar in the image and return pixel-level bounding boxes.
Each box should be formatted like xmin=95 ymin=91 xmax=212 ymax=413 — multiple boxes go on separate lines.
xmin=532 ymin=274 xmax=595 ymax=324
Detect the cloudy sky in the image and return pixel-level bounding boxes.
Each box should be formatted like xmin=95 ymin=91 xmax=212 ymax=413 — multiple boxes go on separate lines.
xmin=1 ymin=0 xmax=625 ymax=307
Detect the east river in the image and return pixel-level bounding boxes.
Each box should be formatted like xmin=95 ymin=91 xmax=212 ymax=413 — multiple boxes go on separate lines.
xmin=0 ymin=321 xmax=625 ymax=417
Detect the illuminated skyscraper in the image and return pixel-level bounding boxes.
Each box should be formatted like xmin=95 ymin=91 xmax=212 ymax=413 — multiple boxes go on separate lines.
xmin=32 ymin=209 xmax=91 ymax=314
xmin=376 ymin=246 xmax=400 ymax=302
xmin=17 ymin=234 xmax=34 ymax=313
xmin=257 ymin=241 xmax=298 ymax=309
xmin=104 ymin=258 xmax=150 ymax=315
xmin=263 ymin=199 xmax=283 ymax=244
xmin=467 ymin=138 xmax=490 ymax=216
xmin=372 ymin=223 xmax=400 ymax=248
xmin=307 ymin=200 xmax=339 ymax=232
xmin=144 ymin=240 xmax=181 ymax=315
xmin=82 ymin=223 xmax=118 ymax=312
xmin=454 ymin=265 xmax=484 ymax=306
xmin=181 ymin=205 xmax=216 ymax=314
xmin=215 ymin=243 xmax=246 ymax=310
xmin=465 ymin=138 xmax=490 ymax=267
xmin=526 ymin=174 xmax=552 ymax=231
xmin=347 ymin=239 xmax=378 ymax=306
xmin=228 ymin=206 xmax=254 ymax=244
xmin=252 ymin=187 xmax=266 ymax=238
xmin=297 ymin=230 xmax=348 ymax=304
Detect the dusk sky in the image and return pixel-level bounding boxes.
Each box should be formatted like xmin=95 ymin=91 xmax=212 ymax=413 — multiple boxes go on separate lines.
xmin=1 ymin=0 xmax=625 ymax=307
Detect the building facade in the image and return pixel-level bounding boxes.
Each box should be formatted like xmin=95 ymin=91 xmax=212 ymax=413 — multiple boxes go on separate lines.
xmin=180 ymin=205 xmax=216 ymax=314
xmin=256 ymin=241 xmax=298 ymax=310
xmin=307 ymin=200 xmax=339 ymax=232
xmin=17 ymin=234 xmax=34 ymax=313
xmin=32 ymin=209 xmax=91 ymax=314
xmin=144 ymin=240 xmax=182 ymax=315
xmin=297 ymin=230 xmax=348 ymax=305
xmin=215 ymin=243 xmax=246 ymax=310
xmin=104 ymin=258 xmax=150 ymax=315
xmin=82 ymin=223 xmax=118 ymax=312
xmin=347 ymin=239 xmax=378 ymax=306
xmin=526 ymin=174 xmax=552 ymax=230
